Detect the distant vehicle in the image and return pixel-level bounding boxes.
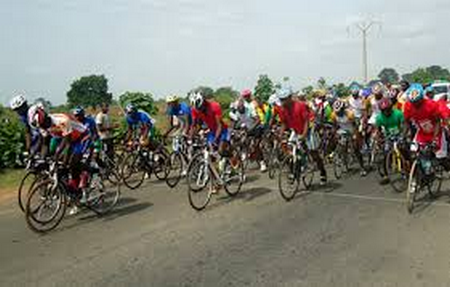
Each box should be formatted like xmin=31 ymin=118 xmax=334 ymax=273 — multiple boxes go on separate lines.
xmin=431 ymin=82 xmax=450 ymax=101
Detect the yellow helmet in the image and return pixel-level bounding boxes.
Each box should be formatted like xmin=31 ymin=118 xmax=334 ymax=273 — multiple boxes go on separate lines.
xmin=166 ymin=95 xmax=179 ymax=103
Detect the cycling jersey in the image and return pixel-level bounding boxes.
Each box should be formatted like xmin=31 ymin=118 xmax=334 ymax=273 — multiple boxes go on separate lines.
xmin=166 ymin=102 xmax=193 ymax=126
xmin=47 ymin=114 xmax=87 ymax=141
xmin=192 ymin=101 xmax=228 ymax=132
xmin=331 ymin=110 xmax=355 ymax=132
xmin=404 ymin=99 xmax=442 ymax=143
xmin=367 ymin=96 xmax=383 ymax=125
xmin=229 ymin=101 xmax=258 ymax=130
xmin=375 ymin=109 xmax=404 ymax=136
xmin=126 ymin=110 xmax=154 ymax=128
xmin=79 ymin=116 xmax=97 ymax=137
xmin=279 ymin=101 xmax=309 ymax=135
xmin=347 ymin=96 xmax=365 ymax=119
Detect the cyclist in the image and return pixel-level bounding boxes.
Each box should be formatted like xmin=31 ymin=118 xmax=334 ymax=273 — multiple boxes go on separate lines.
xmin=241 ymin=89 xmax=267 ymax=123
xmin=266 ymin=93 xmax=283 ymax=128
xmin=375 ymin=98 xmax=406 ymax=184
xmin=397 ymin=80 xmax=410 ymax=110
xmin=163 ymin=95 xmax=192 ymax=138
xmin=73 ymin=106 xmax=102 ymax=166
xmin=28 ymin=106 xmax=90 ymax=213
xmin=124 ymin=103 xmax=156 ymax=148
xmin=277 ymin=87 xmax=328 ymax=185
xmin=331 ymin=99 xmax=367 ymax=176
xmin=229 ymin=97 xmax=267 ymax=172
xmin=96 ymin=103 xmax=117 ymax=159
xmin=9 ymin=95 xmax=41 ymax=156
xmin=403 ymin=84 xmax=448 ymax=162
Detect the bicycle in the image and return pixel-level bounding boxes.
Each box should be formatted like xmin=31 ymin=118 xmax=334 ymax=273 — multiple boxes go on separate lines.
xmin=186 ymin=143 xmax=245 ymax=211
xmin=278 ymin=132 xmax=315 ymax=201
xmin=406 ymin=142 xmax=443 ymax=214
xmin=98 ymin=138 xmax=124 ymax=185
xmin=332 ymin=129 xmax=353 ymax=179
xmin=121 ymin=142 xmax=170 ymax=190
xmin=165 ymin=134 xmax=205 ymax=188
xmin=25 ymin=160 xmax=121 ymax=233
xmin=383 ymin=135 xmax=410 ymax=193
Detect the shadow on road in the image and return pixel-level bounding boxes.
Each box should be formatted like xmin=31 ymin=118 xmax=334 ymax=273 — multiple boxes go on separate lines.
xmin=204 ymin=187 xmax=273 ymax=211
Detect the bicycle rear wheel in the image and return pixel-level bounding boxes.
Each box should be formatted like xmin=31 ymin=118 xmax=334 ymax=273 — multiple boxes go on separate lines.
xmin=187 ymin=158 xmax=212 ymax=211
xmin=25 ymin=180 xmax=67 ymax=233
xmin=122 ymin=152 xmax=146 ymax=190
xmin=333 ymin=149 xmax=345 ymax=180
xmin=278 ymin=155 xmax=299 ymax=201
xmin=154 ymin=152 xmax=169 ymax=181
xmin=88 ymin=175 xmax=121 ymax=215
xmin=166 ymin=152 xmax=183 ymax=188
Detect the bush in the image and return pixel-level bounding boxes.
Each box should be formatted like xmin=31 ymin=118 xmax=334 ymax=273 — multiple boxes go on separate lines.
xmin=0 ymin=106 xmax=25 ymax=169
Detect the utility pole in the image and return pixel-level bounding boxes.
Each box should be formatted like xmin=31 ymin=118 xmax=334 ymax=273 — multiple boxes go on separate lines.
xmin=349 ymin=20 xmax=381 ymax=84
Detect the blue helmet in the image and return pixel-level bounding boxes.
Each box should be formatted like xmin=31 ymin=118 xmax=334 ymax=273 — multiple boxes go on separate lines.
xmin=72 ymin=106 xmax=85 ymax=117
xmin=125 ymin=103 xmax=137 ymax=114
xmin=407 ymin=83 xmax=424 ymax=103
xmin=350 ymin=84 xmax=360 ymax=95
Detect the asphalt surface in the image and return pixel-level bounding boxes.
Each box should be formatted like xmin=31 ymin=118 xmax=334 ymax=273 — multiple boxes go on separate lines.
xmin=2 ymin=167 xmax=450 ymax=287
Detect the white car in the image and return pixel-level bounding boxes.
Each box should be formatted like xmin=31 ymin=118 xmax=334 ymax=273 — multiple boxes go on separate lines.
xmin=431 ymin=82 xmax=450 ymax=101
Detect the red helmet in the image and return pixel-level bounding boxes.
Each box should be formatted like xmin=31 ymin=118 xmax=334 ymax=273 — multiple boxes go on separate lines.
xmin=241 ymin=89 xmax=252 ymax=99
xmin=378 ymin=98 xmax=391 ymax=111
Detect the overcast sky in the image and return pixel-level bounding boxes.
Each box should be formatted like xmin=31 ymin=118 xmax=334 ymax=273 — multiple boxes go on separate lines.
xmin=1 ymin=0 xmax=449 ymax=105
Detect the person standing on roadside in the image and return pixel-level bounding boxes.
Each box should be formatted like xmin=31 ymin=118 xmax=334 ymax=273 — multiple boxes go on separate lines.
xmin=96 ymin=103 xmax=116 ymax=158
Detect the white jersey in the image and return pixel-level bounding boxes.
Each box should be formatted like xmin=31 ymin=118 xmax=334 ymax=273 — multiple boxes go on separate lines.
xmin=368 ymin=96 xmax=383 ymax=125
xmin=229 ymin=101 xmax=258 ymax=130
xmin=348 ymin=97 xmax=364 ymax=119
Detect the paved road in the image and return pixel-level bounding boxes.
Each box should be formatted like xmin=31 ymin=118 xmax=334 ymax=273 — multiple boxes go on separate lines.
xmin=1 ymin=168 xmax=450 ymax=287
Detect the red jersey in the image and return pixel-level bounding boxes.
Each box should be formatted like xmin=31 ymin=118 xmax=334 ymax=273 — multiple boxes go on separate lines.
xmin=404 ymin=99 xmax=442 ymax=143
xmin=279 ymin=101 xmax=309 ymax=135
xmin=436 ymin=99 xmax=450 ymax=119
xmin=192 ymin=100 xmax=228 ymax=132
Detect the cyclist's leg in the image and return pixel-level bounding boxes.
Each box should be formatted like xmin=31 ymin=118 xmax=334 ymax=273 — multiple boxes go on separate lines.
xmin=307 ymin=128 xmax=327 ymax=183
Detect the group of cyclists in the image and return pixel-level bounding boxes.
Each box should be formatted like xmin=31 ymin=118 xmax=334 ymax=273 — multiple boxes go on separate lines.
xmin=9 ymin=78 xmax=450 ymax=228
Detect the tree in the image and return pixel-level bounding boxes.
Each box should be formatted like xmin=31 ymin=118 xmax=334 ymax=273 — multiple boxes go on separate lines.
xmin=214 ymin=87 xmax=239 ymax=110
xmin=425 ymin=65 xmax=450 ymax=81
xmin=119 ymin=92 xmax=158 ymax=115
xmin=302 ymin=85 xmax=314 ymax=98
xmin=67 ymin=75 xmax=112 ymax=108
xmin=317 ymin=77 xmax=328 ymax=90
xmin=34 ymin=97 xmax=52 ymax=110
xmin=402 ymin=68 xmax=434 ymax=84
xmin=333 ymin=83 xmax=350 ymax=98
xmin=378 ymin=68 xmax=399 ymax=84
xmin=254 ymin=74 xmax=275 ymax=102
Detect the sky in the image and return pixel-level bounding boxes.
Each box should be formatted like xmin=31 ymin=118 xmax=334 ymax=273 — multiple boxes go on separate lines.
xmin=1 ymin=0 xmax=450 ymax=105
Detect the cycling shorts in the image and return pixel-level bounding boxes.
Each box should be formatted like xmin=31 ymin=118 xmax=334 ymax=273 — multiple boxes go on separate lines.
xmin=207 ymin=128 xmax=230 ymax=145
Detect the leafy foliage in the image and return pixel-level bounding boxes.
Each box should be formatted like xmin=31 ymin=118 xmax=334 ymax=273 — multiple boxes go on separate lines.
xmin=67 ymin=75 xmax=113 ymax=108
xmin=0 ymin=106 xmax=25 ymax=169
xmin=378 ymin=68 xmax=400 ymax=84
xmin=119 ymin=92 xmax=158 ymax=115
xmin=213 ymin=87 xmax=239 ymax=110
xmin=332 ymin=83 xmax=350 ymax=98
xmin=254 ymin=75 xmax=275 ymax=102
xmin=317 ymin=77 xmax=328 ymax=90
xmin=402 ymin=66 xmax=450 ymax=84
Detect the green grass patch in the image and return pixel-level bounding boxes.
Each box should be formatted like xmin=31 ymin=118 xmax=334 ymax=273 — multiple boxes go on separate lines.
xmin=0 ymin=169 xmax=25 ymax=192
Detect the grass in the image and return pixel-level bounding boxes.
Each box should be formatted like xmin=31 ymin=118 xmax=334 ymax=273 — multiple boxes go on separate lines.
xmin=0 ymin=169 xmax=25 ymax=193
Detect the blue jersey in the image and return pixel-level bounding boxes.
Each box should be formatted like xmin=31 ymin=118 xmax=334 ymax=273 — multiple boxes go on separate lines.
xmin=81 ymin=116 xmax=98 ymax=137
xmin=167 ymin=102 xmax=192 ymax=125
xmin=126 ymin=110 xmax=154 ymax=129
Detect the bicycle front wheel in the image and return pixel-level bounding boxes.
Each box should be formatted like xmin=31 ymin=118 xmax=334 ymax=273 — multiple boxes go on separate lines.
xmin=385 ymin=150 xmax=408 ymax=193
xmin=25 ymin=180 xmax=67 ymax=233
xmin=18 ymin=171 xmax=39 ymax=212
xmin=278 ymin=155 xmax=299 ymax=201
xmin=187 ymin=159 xmax=212 ymax=211
xmin=122 ymin=152 xmax=146 ymax=190
xmin=406 ymin=160 xmax=420 ymax=214
xmin=88 ymin=175 xmax=121 ymax=215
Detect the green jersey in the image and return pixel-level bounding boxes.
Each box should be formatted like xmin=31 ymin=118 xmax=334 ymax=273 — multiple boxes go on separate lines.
xmin=375 ymin=109 xmax=404 ymax=136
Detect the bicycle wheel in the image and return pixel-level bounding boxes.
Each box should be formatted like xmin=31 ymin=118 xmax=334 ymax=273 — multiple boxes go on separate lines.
xmin=302 ymin=155 xmax=315 ymax=190
xmin=278 ymin=155 xmax=299 ymax=201
xmin=102 ymin=156 xmax=122 ymax=185
xmin=25 ymin=180 xmax=67 ymax=233
xmin=385 ymin=151 xmax=408 ymax=193
xmin=223 ymin=157 xmax=244 ymax=196
xmin=18 ymin=171 xmax=38 ymax=212
xmin=427 ymin=160 xmax=443 ymax=198
xmin=406 ymin=160 xmax=420 ymax=214
xmin=166 ymin=152 xmax=183 ymax=188
xmin=187 ymin=158 xmax=212 ymax=211
xmin=122 ymin=152 xmax=146 ymax=190
xmin=154 ymin=152 xmax=169 ymax=181
xmin=87 ymin=174 xmax=121 ymax=215
xmin=333 ymin=149 xmax=344 ymax=180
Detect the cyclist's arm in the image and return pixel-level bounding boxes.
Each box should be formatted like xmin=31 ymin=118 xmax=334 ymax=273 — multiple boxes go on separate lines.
xmin=24 ymin=126 xmax=32 ymax=153
xmin=163 ymin=115 xmax=175 ymax=138
xmin=214 ymin=116 xmax=223 ymax=143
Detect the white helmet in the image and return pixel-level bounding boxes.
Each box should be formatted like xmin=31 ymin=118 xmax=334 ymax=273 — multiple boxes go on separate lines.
xmin=189 ymin=92 xmax=204 ymax=109
xmin=166 ymin=95 xmax=179 ymax=103
xmin=10 ymin=95 xmax=27 ymax=110
xmin=277 ymin=86 xmax=293 ymax=100
xmin=268 ymin=93 xmax=281 ymax=106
